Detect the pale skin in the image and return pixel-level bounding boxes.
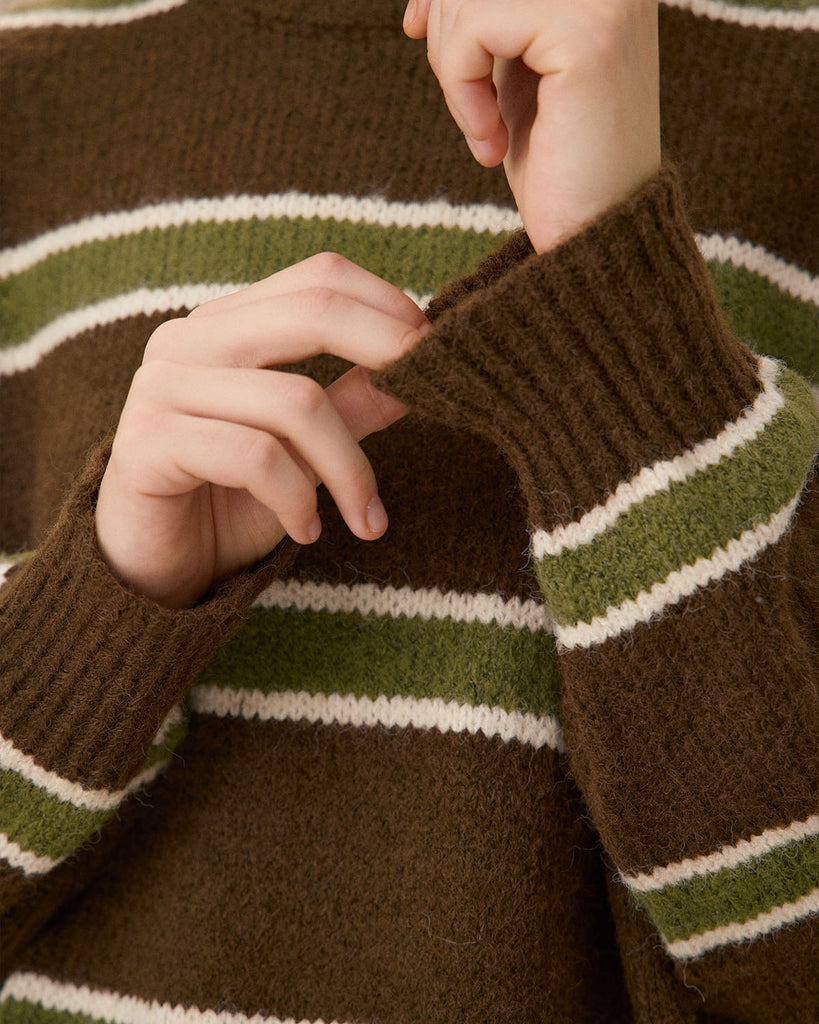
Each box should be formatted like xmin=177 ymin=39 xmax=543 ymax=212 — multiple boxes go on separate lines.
xmin=95 ymin=0 xmax=661 ymax=608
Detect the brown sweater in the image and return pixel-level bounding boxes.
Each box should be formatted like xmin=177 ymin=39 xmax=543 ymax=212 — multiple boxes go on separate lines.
xmin=1 ymin=1 xmax=817 ymax=1022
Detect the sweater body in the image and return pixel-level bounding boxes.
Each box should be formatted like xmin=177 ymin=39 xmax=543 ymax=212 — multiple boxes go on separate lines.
xmin=0 ymin=2 xmax=817 ymax=1022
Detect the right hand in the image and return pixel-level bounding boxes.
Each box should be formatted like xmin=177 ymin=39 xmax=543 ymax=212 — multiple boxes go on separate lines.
xmin=95 ymin=253 xmax=428 ymax=608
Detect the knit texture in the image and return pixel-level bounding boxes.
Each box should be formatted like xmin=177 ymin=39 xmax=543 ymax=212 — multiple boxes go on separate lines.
xmin=1 ymin=2 xmax=817 ymax=1022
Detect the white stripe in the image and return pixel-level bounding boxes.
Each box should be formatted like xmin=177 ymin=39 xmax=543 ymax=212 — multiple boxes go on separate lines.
xmin=190 ymin=687 xmax=566 ymax=754
xmin=555 ymin=493 xmax=800 ymax=650
xmin=0 ymin=192 xmax=520 ymax=279
xmin=0 ymin=283 xmax=244 ymax=377
xmin=661 ymin=0 xmax=819 ymax=31
xmin=151 ymin=704 xmax=185 ymax=748
xmin=0 ymin=833 xmax=62 ymax=876
xmin=255 ymin=579 xmax=555 ymax=634
xmin=666 ymin=887 xmax=819 ymax=960
xmin=0 ymin=0 xmax=187 ymax=29
xmin=696 ymin=233 xmax=819 ymax=307
xmin=0 ymin=732 xmax=168 ymax=813
xmin=0 ymin=971 xmax=347 ymax=1024
xmin=622 ymin=813 xmax=819 ymax=893
xmin=0 ymin=283 xmax=433 ymax=379
xmin=533 ymin=357 xmax=783 ymax=560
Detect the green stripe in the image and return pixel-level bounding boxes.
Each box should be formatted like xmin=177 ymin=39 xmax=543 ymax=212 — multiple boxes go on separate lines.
xmin=0 ymin=713 xmax=187 ymax=862
xmin=0 ymin=767 xmax=111 ymax=861
xmin=707 ymin=259 xmax=819 ymax=384
xmin=197 ymin=604 xmax=561 ymax=721
xmin=0 ymin=1001 xmax=98 ymax=1024
xmin=634 ymin=832 xmax=819 ymax=944
xmin=536 ymin=367 xmax=819 ymax=628
xmin=0 ymin=218 xmax=506 ymax=350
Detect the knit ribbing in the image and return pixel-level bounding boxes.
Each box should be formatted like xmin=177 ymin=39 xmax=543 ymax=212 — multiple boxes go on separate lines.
xmin=0 ymin=442 xmax=294 ymax=790
xmin=373 ymin=167 xmax=762 ymax=528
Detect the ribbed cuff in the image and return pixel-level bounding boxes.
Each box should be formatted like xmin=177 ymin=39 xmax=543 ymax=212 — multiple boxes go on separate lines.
xmin=373 ymin=166 xmax=760 ymax=527
xmin=0 ymin=441 xmax=296 ymax=790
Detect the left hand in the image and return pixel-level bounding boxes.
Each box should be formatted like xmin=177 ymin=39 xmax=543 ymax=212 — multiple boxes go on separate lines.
xmin=404 ymin=0 xmax=661 ymax=253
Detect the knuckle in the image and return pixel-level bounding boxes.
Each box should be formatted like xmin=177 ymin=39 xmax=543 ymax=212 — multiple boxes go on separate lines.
xmin=295 ymin=285 xmax=339 ymax=322
xmin=284 ymin=373 xmax=326 ymax=417
xmin=244 ymin=432 xmax=282 ymax=476
xmin=143 ymin=317 xmax=187 ymax=362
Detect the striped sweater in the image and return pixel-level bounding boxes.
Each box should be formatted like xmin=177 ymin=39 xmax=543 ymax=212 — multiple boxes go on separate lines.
xmin=0 ymin=1 xmax=817 ymax=1022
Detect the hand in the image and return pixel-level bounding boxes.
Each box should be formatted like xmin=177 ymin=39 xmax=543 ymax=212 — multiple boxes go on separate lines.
xmin=95 ymin=254 xmax=428 ymax=608
xmin=404 ymin=0 xmax=661 ymax=253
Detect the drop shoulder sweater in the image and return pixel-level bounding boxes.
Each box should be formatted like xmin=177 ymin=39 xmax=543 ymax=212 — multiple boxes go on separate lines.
xmin=0 ymin=1 xmax=817 ymax=1022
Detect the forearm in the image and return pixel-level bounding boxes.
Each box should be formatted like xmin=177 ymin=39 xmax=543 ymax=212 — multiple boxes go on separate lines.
xmin=373 ymin=165 xmax=819 ymax=1008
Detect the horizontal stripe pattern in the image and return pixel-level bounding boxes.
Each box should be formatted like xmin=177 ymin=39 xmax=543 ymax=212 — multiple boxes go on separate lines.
xmin=533 ymin=356 xmax=782 ymax=559
xmin=553 ymin=493 xmax=801 ymax=649
xmin=198 ymin=591 xmax=561 ymax=721
xmin=190 ymin=686 xmax=565 ymax=754
xmin=0 ymin=709 xmax=187 ymax=875
xmin=254 ymin=578 xmax=555 ymax=633
xmin=0 ymin=971 xmax=345 ymax=1024
xmin=534 ymin=364 xmax=819 ymax=648
xmin=696 ymin=234 xmax=819 ymax=307
xmin=623 ymin=813 xmax=819 ymax=893
xmin=0 ymin=192 xmax=521 ymax=279
xmin=666 ymin=888 xmax=819 ymax=960
xmin=0 ymin=0 xmax=187 ymax=29
xmin=0 ymin=217 xmax=502 ymax=360
xmin=0 ymin=283 xmax=244 ymax=377
xmin=633 ymin=835 xmax=819 ymax=946
xmin=662 ymin=0 xmax=819 ymax=30
xmin=2 ymin=199 xmax=816 ymax=387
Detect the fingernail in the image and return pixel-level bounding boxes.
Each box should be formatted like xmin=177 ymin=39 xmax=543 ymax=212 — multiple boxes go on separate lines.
xmin=307 ymin=514 xmax=322 ymax=543
xmin=403 ymin=0 xmax=417 ymax=27
xmin=366 ymin=496 xmax=388 ymax=535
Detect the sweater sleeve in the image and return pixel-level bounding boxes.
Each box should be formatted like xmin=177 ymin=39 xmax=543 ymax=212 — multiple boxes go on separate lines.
xmin=0 ymin=440 xmax=296 ymax=962
xmin=373 ymin=166 xmax=819 ymax=1014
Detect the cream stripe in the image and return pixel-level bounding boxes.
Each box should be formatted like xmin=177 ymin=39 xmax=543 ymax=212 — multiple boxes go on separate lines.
xmin=555 ymin=493 xmax=800 ymax=650
xmin=0 ymin=832 xmax=62 ymax=876
xmin=696 ymin=233 xmax=819 ymax=307
xmin=0 ymin=971 xmax=347 ymax=1024
xmin=666 ymin=887 xmax=819 ymax=960
xmin=622 ymin=813 xmax=819 ymax=893
xmin=0 ymin=284 xmax=244 ymax=377
xmin=190 ymin=686 xmax=566 ymax=754
xmin=0 ymin=283 xmax=433 ymax=378
xmin=661 ymin=0 xmax=819 ymax=31
xmin=0 ymin=0 xmax=187 ymax=29
xmin=255 ymin=579 xmax=555 ymax=634
xmin=150 ymin=704 xmax=185 ymax=748
xmin=0 ymin=192 xmax=521 ymax=279
xmin=533 ymin=357 xmax=782 ymax=560
xmin=0 ymin=733 xmax=168 ymax=813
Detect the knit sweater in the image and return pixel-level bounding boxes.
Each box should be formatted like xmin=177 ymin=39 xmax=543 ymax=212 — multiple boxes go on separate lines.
xmin=0 ymin=1 xmax=817 ymax=1022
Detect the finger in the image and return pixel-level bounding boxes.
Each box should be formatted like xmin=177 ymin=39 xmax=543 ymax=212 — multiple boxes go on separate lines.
xmin=140 ymin=362 xmax=388 ymax=541
xmin=115 ymin=411 xmax=321 ymax=545
xmin=189 ymin=252 xmax=427 ymax=330
xmin=427 ymin=8 xmax=509 ymax=165
xmin=145 ymin=288 xmax=429 ymax=372
xmin=403 ymin=0 xmax=433 ymax=38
